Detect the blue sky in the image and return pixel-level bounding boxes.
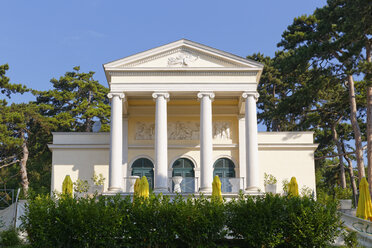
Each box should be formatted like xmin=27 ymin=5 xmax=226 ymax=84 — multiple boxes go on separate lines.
xmin=1 ymin=0 xmax=326 ymax=104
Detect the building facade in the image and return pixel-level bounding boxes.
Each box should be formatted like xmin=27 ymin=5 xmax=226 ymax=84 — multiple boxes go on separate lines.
xmin=49 ymin=40 xmax=318 ymax=195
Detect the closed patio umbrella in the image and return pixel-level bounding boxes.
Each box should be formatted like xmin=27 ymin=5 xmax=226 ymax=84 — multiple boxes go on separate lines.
xmin=212 ymin=175 xmax=222 ymax=202
xmin=133 ymin=178 xmax=141 ymax=200
xmin=139 ymin=176 xmax=149 ymax=199
xmin=288 ymin=177 xmax=299 ymax=197
xmin=62 ymin=175 xmax=73 ymax=197
xmin=356 ymin=177 xmax=372 ymax=221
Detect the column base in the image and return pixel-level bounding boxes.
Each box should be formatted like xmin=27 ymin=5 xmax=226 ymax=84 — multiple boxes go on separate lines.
xmin=153 ymin=187 xmax=169 ymax=193
xmin=245 ymin=186 xmax=260 ymax=193
xmin=107 ymin=187 xmax=122 ymax=193
xmin=199 ymin=187 xmax=212 ymax=193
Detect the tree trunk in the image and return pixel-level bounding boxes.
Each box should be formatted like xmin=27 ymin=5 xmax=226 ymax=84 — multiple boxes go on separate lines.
xmin=344 ymin=154 xmax=358 ymax=206
xmin=347 ymin=75 xmax=365 ymax=179
xmin=85 ymin=90 xmax=93 ymax=132
xmin=366 ymin=44 xmax=372 ymax=197
xmin=331 ymin=118 xmax=346 ymax=188
xmin=20 ymin=131 xmax=30 ymax=197
xmin=342 ymin=142 xmax=358 ymax=206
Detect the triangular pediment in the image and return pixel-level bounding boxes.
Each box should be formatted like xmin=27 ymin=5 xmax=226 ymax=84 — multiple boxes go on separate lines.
xmin=104 ymin=39 xmax=263 ymax=69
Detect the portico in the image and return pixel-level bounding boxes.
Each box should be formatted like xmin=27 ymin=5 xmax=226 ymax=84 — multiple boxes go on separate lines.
xmin=104 ymin=39 xmax=263 ymax=193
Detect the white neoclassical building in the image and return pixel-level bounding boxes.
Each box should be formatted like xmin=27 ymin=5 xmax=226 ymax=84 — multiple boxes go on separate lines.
xmin=49 ymin=39 xmax=318 ymax=195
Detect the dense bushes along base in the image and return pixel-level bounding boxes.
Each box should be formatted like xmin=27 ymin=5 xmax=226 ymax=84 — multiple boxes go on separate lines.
xmin=21 ymin=194 xmax=341 ymax=248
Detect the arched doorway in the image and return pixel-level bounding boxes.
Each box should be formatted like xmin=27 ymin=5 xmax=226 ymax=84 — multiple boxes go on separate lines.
xmin=131 ymin=158 xmax=154 ymax=189
xmin=172 ymin=158 xmax=195 ymax=193
xmin=213 ymin=158 xmax=236 ymax=192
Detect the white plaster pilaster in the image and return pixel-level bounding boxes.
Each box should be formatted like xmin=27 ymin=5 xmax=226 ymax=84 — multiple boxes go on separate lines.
xmin=107 ymin=92 xmax=125 ymax=192
xmin=152 ymin=92 xmax=170 ymax=193
xmin=242 ymin=92 xmax=260 ymax=192
xmin=197 ymin=92 xmax=215 ymax=193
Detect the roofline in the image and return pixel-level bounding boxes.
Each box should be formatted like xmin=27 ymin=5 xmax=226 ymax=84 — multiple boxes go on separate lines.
xmin=103 ymin=38 xmax=264 ymax=68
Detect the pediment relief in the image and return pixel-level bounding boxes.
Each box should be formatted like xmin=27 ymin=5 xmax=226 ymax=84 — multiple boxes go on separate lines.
xmin=121 ymin=48 xmax=240 ymax=68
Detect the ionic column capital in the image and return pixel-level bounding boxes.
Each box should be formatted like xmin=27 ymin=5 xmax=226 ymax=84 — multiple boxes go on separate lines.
xmin=242 ymin=92 xmax=259 ymax=102
xmin=152 ymin=92 xmax=170 ymax=101
xmin=197 ymin=92 xmax=215 ymax=100
xmin=107 ymin=92 xmax=125 ymax=100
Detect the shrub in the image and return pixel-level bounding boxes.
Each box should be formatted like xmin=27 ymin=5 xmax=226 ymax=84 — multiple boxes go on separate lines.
xmin=226 ymin=194 xmax=287 ymax=247
xmin=226 ymin=194 xmax=342 ymax=248
xmin=0 ymin=228 xmax=22 ymax=246
xmin=335 ymin=187 xmax=352 ymax=200
xmin=173 ymin=195 xmax=226 ymax=247
xmin=342 ymin=230 xmax=359 ymax=248
xmin=22 ymin=194 xmax=341 ymax=247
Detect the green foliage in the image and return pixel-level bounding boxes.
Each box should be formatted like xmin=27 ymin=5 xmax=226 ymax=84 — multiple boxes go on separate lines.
xmin=264 ymin=173 xmax=277 ymax=186
xmin=36 ymin=66 xmax=110 ymax=132
xmin=22 ymin=194 xmax=341 ymax=247
xmin=335 ymin=187 xmax=352 ymax=200
xmin=342 ymin=230 xmax=359 ymax=248
xmin=92 ymin=172 xmax=105 ymax=186
xmin=282 ymin=179 xmax=289 ymax=194
xmin=171 ymin=195 xmax=226 ymax=247
xmin=0 ymin=228 xmax=22 ymax=247
xmin=73 ymin=179 xmax=89 ymax=194
xmin=0 ymin=64 xmax=28 ymax=98
xmin=61 ymin=175 xmax=73 ymax=197
xmin=226 ymin=194 xmax=342 ymax=248
xmin=300 ymin=185 xmax=314 ymax=197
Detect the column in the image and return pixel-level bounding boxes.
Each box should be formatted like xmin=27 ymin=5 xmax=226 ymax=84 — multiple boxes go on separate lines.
xmin=198 ymin=92 xmax=215 ymax=193
xmin=152 ymin=92 xmax=170 ymax=193
xmin=122 ymin=115 xmax=129 ymax=192
xmin=107 ymin=92 xmax=125 ymax=192
xmin=238 ymin=116 xmax=246 ymax=190
xmin=242 ymin=92 xmax=259 ymax=192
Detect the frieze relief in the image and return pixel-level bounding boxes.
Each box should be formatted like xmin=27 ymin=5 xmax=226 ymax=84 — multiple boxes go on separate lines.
xmin=135 ymin=121 xmax=231 ymax=140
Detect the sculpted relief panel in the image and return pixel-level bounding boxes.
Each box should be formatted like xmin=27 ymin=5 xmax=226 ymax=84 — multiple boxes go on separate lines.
xmin=167 ymin=51 xmax=199 ymax=67
xmin=135 ymin=121 xmax=231 ymax=140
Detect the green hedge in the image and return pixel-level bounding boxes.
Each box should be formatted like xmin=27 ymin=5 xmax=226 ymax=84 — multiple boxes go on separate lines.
xmin=21 ymin=194 xmax=341 ymax=248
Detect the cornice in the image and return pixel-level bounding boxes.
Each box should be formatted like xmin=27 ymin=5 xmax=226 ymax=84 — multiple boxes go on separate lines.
xmin=258 ymin=143 xmax=319 ymax=151
xmin=48 ymin=143 xmax=318 ymax=151
xmin=109 ymin=71 xmax=257 ymax=77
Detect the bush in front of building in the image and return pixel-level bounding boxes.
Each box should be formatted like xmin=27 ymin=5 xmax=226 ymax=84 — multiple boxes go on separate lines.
xmin=226 ymin=194 xmax=342 ymax=248
xmin=21 ymin=193 xmax=341 ymax=247
xmin=0 ymin=228 xmax=23 ymax=247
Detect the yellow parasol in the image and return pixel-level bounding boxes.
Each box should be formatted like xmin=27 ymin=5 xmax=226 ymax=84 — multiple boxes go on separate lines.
xmin=288 ymin=177 xmax=299 ymax=197
xmin=138 ymin=176 xmax=149 ymax=199
xmin=62 ymin=175 xmax=73 ymax=197
xmin=356 ymin=177 xmax=372 ymax=221
xmin=212 ymin=175 xmax=223 ymax=202
xmin=133 ymin=178 xmax=141 ymax=200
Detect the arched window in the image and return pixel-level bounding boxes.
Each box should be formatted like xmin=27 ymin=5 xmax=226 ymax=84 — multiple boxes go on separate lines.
xmin=172 ymin=158 xmax=195 ymax=193
xmin=213 ymin=158 xmax=236 ymax=192
xmin=131 ymin=158 xmax=154 ymax=189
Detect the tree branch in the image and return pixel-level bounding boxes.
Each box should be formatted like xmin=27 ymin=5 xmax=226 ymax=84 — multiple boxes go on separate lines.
xmin=0 ymin=155 xmax=17 ymax=164
xmin=315 ymin=145 xmax=366 ymax=160
xmin=0 ymin=160 xmax=19 ymax=169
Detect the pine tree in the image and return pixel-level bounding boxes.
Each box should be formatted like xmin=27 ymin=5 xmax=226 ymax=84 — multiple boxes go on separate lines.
xmin=36 ymin=66 xmax=110 ymax=132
